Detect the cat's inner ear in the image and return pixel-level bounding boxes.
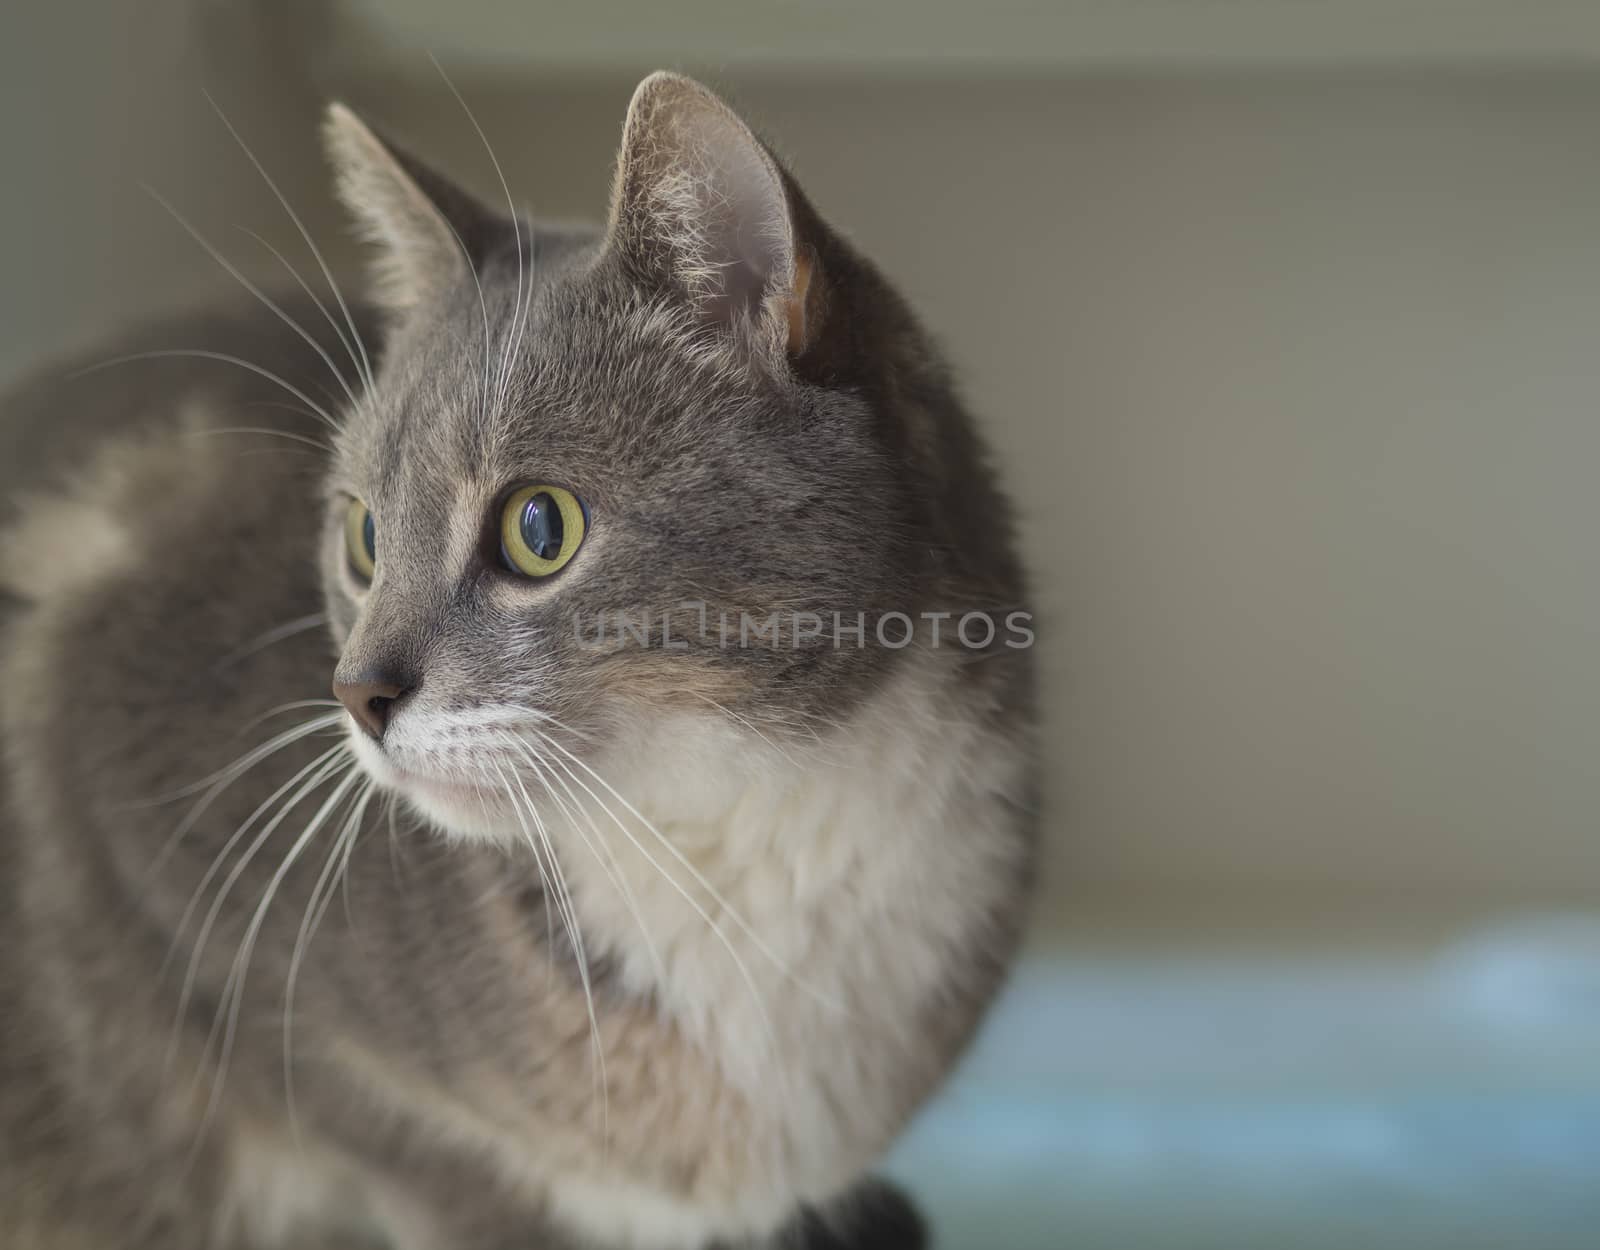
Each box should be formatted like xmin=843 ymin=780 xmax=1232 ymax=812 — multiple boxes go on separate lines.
xmin=606 ymin=72 xmax=817 ymax=357
xmin=323 ymin=102 xmax=499 ymax=315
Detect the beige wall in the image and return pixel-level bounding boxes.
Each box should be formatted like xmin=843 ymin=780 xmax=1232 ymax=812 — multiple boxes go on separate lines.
xmin=7 ymin=6 xmax=1600 ymax=914
xmin=0 ymin=2 xmax=345 ymax=377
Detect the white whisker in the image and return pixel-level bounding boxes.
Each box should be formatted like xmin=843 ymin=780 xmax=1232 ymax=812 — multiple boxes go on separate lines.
xmin=530 ymin=726 xmax=845 ymax=1019
xmin=492 ymin=757 xmax=609 ymax=1147
xmin=433 ymin=211 xmax=494 ymax=438
xmin=236 ymin=226 xmax=368 ymax=394
xmin=169 ymin=746 xmax=353 ymax=1069
xmin=506 ymin=199 xmax=537 ymax=413
xmin=192 ymin=766 xmax=365 ymax=1157
xmin=74 ymin=350 xmax=341 ymax=432
xmin=283 ymin=776 xmax=374 ymax=1145
xmin=429 ymin=54 xmax=524 ymax=420
xmin=686 ymin=691 xmax=812 ymax=770
xmin=138 ymin=714 xmax=345 ymax=903
xmin=203 ymin=91 xmax=375 ymax=395
xmin=528 ymin=735 xmax=794 ymax=1112
xmin=502 ymin=732 xmax=666 ymax=989
xmin=141 ymin=184 xmax=361 ymax=411
xmin=195 ymin=426 xmax=336 ymax=456
xmin=213 ymin=612 xmax=329 ymax=670
xmin=130 ymin=709 xmax=341 ymax=811
xmin=489 ymin=748 xmax=557 ymax=978
xmin=240 ymin=699 xmax=343 ymax=732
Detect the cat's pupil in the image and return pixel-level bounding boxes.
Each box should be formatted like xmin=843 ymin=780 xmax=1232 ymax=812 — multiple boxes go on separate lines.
xmin=521 ymin=493 xmax=564 ymax=560
xmin=362 ymin=511 xmax=376 ymax=562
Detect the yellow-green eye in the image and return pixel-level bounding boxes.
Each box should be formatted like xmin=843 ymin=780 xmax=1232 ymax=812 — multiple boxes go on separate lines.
xmin=499 ymin=485 xmax=586 ymax=578
xmin=345 ymin=498 xmax=376 ymax=582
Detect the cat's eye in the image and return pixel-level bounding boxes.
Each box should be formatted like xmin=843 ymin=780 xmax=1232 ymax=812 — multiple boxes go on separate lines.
xmin=499 ymin=485 xmax=586 ymax=579
xmin=345 ymin=498 xmax=376 ymax=583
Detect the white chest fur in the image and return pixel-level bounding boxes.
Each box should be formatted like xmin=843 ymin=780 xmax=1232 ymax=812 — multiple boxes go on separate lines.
xmin=536 ymin=659 xmax=1030 ymax=1244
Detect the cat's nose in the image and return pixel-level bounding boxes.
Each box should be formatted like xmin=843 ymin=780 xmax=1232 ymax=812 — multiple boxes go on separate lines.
xmin=333 ymin=674 xmax=412 ymax=741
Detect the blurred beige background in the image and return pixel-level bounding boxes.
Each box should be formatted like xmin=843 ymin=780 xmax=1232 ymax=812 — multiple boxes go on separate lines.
xmin=10 ymin=1 xmax=1600 ymax=929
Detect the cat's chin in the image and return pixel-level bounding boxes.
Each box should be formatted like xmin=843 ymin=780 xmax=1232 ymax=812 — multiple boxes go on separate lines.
xmin=398 ymin=778 xmax=516 ymax=841
xmin=346 ymin=731 xmax=513 ymax=840
xmin=405 ymin=791 xmax=515 ymax=842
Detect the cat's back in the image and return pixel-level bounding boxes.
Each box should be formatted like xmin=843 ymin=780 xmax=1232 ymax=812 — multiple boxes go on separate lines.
xmin=0 ymin=295 xmax=382 ymax=1234
xmin=0 ymin=294 xmax=377 ymax=627
xmin=0 ymin=294 xmax=378 ymax=518
xmin=0 ymin=292 xmax=377 ymax=974
xmin=0 ymin=290 xmax=376 ymax=933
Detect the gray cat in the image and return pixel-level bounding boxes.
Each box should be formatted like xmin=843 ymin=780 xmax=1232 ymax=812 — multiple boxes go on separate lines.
xmin=0 ymin=73 xmax=1035 ymax=1250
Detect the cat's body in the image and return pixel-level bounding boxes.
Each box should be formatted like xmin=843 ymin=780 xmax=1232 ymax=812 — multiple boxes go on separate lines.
xmin=0 ymin=76 xmax=1034 ymax=1250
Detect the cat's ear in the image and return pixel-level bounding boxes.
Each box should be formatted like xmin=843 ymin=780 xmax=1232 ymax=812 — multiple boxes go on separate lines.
xmin=323 ymin=102 xmax=500 ymax=315
xmin=605 ymin=72 xmax=820 ymax=359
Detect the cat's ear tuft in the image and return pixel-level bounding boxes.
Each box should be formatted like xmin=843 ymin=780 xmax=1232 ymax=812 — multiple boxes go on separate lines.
xmin=323 ymin=102 xmax=498 ymax=315
xmin=606 ymin=72 xmax=820 ymax=359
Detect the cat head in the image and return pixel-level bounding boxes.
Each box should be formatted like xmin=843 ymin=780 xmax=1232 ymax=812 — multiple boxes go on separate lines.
xmin=320 ymin=73 xmax=1021 ymax=837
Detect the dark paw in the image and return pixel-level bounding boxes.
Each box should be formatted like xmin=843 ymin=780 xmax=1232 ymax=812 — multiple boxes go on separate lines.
xmin=785 ymin=1177 xmax=928 ymax=1250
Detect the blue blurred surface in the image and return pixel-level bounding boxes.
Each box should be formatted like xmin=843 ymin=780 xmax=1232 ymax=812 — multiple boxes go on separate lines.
xmin=887 ymin=922 xmax=1600 ymax=1249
